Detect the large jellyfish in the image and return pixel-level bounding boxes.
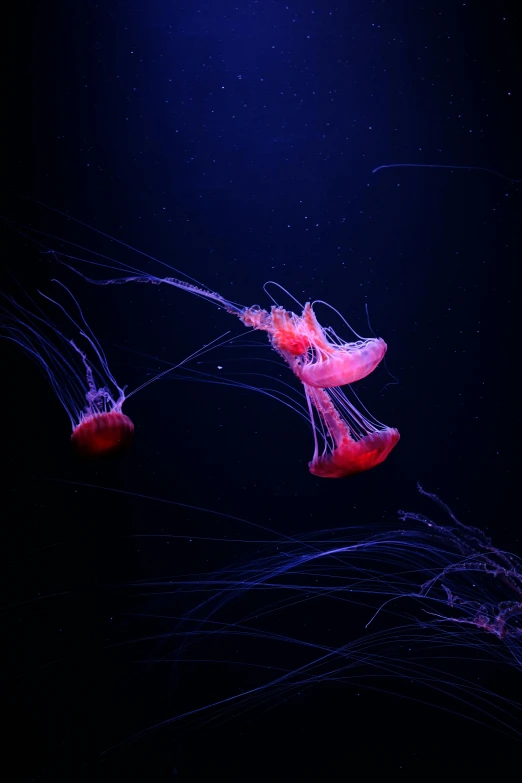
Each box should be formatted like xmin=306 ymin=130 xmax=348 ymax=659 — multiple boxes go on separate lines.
xmin=66 ymin=270 xmax=388 ymax=389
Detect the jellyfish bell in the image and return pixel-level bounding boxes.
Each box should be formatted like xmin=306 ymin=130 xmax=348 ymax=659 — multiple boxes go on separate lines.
xmin=309 ymin=428 xmax=400 ymax=477
xmin=71 ymin=410 xmax=134 ymax=457
xmin=305 ymin=384 xmax=400 ymax=478
xmin=309 ymin=421 xmax=400 ymax=478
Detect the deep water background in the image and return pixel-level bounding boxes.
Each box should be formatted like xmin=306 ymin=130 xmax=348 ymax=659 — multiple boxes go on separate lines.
xmin=2 ymin=1 xmax=521 ymax=779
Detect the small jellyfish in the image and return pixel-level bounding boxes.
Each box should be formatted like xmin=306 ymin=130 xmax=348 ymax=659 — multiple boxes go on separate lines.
xmin=1 ymin=281 xmax=133 ymax=457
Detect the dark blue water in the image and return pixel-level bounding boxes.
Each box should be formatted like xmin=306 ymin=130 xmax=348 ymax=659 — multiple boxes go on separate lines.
xmin=2 ymin=1 xmax=521 ymax=779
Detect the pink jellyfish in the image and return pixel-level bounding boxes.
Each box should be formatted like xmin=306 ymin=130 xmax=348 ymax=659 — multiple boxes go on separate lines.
xmin=305 ymin=383 xmax=400 ymax=478
xmin=1 ymin=280 xmax=221 ymax=457
xmin=238 ymin=299 xmax=387 ymax=388
xmin=63 ymin=270 xmax=387 ymax=389
xmin=0 ymin=281 xmax=134 ymax=457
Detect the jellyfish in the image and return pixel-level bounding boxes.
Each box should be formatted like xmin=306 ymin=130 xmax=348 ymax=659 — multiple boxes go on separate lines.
xmin=235 ymin=298 xmax=387 ymax=388
xmin=0 ymin=280 xmax=221 ymax=457
xmin=0 ymin=281 xmax=134 ymax=456
xmin=56 ymin=265 xmax=387 ymax=389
